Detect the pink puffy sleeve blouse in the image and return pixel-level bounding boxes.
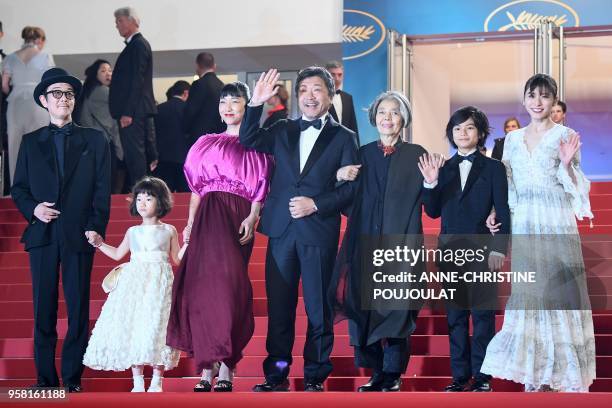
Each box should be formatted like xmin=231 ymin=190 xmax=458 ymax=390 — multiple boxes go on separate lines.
xmin=183 ymin=133 xmax=273 ymax=202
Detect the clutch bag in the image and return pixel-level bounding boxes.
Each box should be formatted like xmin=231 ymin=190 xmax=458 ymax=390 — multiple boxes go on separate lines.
xmin=102 ymin=263 xmax=127 ymax=294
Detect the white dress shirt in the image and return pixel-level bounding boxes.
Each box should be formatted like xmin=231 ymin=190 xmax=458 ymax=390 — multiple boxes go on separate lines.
xmin=299 ymin=114 xmax=328 ymax=172
xmin=423 ymin=148 xmax=477 ymax=190
xmin=332 ymin=91 xmax=343 ymax=124
xmin=124 ymin=32 xmax=138 ymax=44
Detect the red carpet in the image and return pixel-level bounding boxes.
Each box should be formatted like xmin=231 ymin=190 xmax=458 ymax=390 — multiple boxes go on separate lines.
xmin=0 ymin=182 xmax=611 ymax=396
xmin=2 ymin=392 xmax=612 ymax=408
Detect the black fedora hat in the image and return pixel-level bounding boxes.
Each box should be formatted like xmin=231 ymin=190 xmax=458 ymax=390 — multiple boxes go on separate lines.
xmin=33 ymin=67 xmax=82 ymax=108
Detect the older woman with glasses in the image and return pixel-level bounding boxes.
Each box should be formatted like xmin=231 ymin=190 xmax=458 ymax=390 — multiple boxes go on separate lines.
xmin=331 ymin=91 xmax=429 ymax=392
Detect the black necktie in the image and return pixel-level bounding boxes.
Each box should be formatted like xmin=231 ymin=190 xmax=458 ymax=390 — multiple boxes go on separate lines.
xmin=459 ymin=152 xmax=476 ymax=163
xmin=299 ymin=118 xmax=322 ymax=131
xmin=49 ymin=123 xmax=72 ymax=178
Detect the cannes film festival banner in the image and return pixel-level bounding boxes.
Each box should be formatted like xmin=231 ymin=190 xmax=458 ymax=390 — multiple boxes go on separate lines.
xmin=342 ymin=0 xmax=612 ymax=179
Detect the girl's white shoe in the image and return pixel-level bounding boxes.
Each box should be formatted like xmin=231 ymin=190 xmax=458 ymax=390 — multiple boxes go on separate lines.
xmin=148 ymin=376 xmax=163 ymax=392
xmin=131 ymin=375 xmax=145 ymax=392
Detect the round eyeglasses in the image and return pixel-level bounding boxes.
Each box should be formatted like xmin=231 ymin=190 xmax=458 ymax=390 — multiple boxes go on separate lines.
xmin=45 ymin=90 xmax=76 ymax=100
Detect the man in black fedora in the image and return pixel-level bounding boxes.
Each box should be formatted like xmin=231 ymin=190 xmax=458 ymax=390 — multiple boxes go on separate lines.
xmin=11 ymin=67 xmax=111 ymax=392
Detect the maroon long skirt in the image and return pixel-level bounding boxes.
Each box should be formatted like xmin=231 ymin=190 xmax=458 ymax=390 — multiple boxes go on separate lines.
xmin=166 ymin=191 xmax=255 ymax=372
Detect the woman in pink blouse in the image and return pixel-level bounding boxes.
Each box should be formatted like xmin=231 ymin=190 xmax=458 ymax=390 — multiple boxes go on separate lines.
xmin=166 ymin=82 xmax=273 ymax=392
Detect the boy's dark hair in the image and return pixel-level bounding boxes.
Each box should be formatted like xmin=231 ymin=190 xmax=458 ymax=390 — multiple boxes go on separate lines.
xmin=220 ymin=81 xmax=250 ymax=101
xmin=445 ymin=106 xmax=491 ymax=149
xmin=523 ymin=73 xmax=558 ymax=100
xmin=295 ymin=66 xmax=335 ymax=98
xmin=129 ymin=177 xmax=173 ymax=218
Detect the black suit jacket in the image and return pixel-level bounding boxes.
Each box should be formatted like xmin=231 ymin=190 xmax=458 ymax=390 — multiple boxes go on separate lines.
xmin=240 ymin=105 xmax=358 ymax=247
xmin=154 ymin=97 xmax=189 ymax=163
xmin=329 ymin=90 xmax=359 ymax=145
xmin=491 ymin=137 xmax=505 ymax=161
xmin=109 ymin=33 xmax=156 ymax=119
xmin=11 ymin=125 xmax=111 ymax=252
xmin=183 ymin=72 xmax=225 ymax=141
xmin=423 ymin=151 xmax=510 ymax=254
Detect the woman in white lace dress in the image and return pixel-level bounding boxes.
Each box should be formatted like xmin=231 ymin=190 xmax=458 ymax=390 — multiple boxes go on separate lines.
xmin=481 ymin=74 xmax=596 ymax=392
xmin=83 ymin=177 xmax=184 ymax=392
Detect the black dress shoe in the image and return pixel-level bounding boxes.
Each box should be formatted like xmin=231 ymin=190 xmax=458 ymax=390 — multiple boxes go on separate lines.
xmin=194 ymin=380 xmax=212 ymax=392
xmin=381 ymin=376 xmax=402 ymax=392
xmin=65 ymin=384 xmax=82 ymax=393
xmin=444 ymin=381 xmax=468 ymax=392
xmin=470 ymin=380 xmax=492 ymax=392
xmin=29 ymin=383 xmax=56 ymax=389
xmin=304 ymin=382 xmax=324 ymax=392
xmin=252 ymin=379 xmax=290 ymax=392
xmin=357 ymin=373 xmax=384 ymax=392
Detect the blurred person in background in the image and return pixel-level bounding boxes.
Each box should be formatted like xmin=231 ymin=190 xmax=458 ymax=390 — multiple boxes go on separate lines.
xmin=153 ymin=80 xmax=191 ymax=192
xmin=491 ymin=117 xmax=521 ymax=160
xmin=77 ymin=59 xmax=126 ymax=193
xmin=2 ymin=26 xmax=54 ymax=184
xmin=262 ymin=83 xmax=288 ymax=128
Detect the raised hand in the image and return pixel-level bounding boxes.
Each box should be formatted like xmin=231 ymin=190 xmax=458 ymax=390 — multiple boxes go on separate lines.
xmin=559 ymin=132 xmax=581 ymax=167
xmin=250 ymin=69 xmax=280 ymax=105
xmin=417 ymin=153 xmax=445 ymax=184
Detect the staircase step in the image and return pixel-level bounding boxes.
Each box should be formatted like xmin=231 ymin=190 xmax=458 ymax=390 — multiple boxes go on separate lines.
xmin=2 ymin=314 xmax=612 ymax=340
xmin=2 ymin=355 xmax=612 ymax=379
xmin=2 ymin=334 xmax=611 ymax=359
xmin=4 ymin=275 xmax=612 ymax=302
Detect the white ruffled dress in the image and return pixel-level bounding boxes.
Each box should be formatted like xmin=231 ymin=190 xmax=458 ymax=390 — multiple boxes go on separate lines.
xmin=83 ymin=224 xmax=181 ymax=371
xmin=480 ymin=124 xmax=596 ymax=392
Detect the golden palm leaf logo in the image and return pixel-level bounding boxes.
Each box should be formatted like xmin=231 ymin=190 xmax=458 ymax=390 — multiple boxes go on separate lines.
xmin=484 ymin=0 xmax=579 ymax=32
xmin=343 ymin=25 xmax=376 ymax=43
xmin=342 ymin=9 xmax=386 ymax=61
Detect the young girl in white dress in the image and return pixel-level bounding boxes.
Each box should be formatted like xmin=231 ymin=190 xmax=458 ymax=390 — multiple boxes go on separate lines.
xmin=83 ymin=177 xmax=184 ymax=392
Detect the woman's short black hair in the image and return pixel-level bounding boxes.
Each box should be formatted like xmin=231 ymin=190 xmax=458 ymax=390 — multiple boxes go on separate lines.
xmin=295 ymin=66 xmax=335 ymax=98
xmin=220 ymin=81 xmax=250 ymax=102
xmin=523 ymin=73 xmax=558 ymax=100
xmin=129 ymin=177 xmax=173 ymax=218
xmin=445 ymin=106 xmax=491 ymax=149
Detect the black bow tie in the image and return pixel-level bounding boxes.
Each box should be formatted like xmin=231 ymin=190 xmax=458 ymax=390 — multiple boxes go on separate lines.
xmin=335 ymin=90 xmax=341 ymax=95
xmin=458 ymin=152 xmax=476 ymax=163
xmin=123 ymin=40 xmax=128 ymax=45
xmin=49 ymin=123 xmax=73 ymax=137
xmin=299 ymin=118 xmax=323 ymax=131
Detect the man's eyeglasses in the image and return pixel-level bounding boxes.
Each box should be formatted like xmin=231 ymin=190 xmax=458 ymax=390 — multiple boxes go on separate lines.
xmin=45 ymin=90 xmax=76 ymax=100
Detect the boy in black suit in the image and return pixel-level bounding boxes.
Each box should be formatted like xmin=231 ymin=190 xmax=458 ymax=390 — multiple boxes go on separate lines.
xmin=418 ymin=106 xmax=510 ymax=392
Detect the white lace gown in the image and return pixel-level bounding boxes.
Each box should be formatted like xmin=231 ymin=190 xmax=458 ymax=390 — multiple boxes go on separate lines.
xmin=480 ymin=124 xmax=596 ymax=392
xmin=83 ymin=224 xmax=181 ymax=371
